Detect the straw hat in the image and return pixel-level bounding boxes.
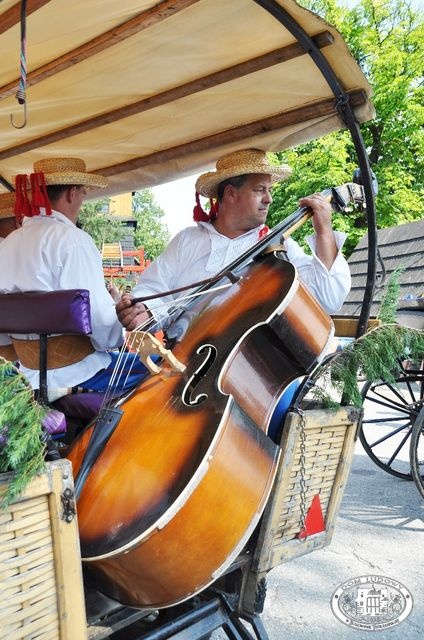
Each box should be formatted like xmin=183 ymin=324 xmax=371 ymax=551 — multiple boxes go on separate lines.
xmin=195 ymin=149 xmax=292 ymax=198
xmin=0 ymin=192 xmax=16 ymax=219
xmin=32 ymin=157 xmax=108 ymax=188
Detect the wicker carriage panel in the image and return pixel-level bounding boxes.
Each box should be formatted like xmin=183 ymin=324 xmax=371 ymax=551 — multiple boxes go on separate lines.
xmin=0 ymin=460 xmax=87 ymax=640
xmin=252 ymin=407 xmax=359 ymax=573
xmin=0 ymin=492 xmax=60 ymax=639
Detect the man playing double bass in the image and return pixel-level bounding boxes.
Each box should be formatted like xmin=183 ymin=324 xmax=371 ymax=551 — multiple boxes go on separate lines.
xmin=116 ymin=148 xmax=351 ymax=342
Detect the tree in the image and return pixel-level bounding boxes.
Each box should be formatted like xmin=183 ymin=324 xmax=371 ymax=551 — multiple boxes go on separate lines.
xmin=270 ymin=0 xmax=423 ymax=256
xmin=79 ymin=198 xmax=124 ymax=249
xmin=268 ymin=133 xmax=361 ymax=254
xmin=132 ymin=190 xmax=170 ymax=260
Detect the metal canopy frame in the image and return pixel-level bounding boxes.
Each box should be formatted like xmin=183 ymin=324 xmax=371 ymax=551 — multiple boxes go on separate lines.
xmin=254 ymin=0 xmax=377 ymax=338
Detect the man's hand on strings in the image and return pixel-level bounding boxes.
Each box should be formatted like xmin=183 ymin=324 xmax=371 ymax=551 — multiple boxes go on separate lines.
xmin=299 ymin=193 xmax=338 ymax=269
xmin=116 ymin=293 xmax=151 ymax=331
xmin=299 ymin=193 xmax=333 ymax=234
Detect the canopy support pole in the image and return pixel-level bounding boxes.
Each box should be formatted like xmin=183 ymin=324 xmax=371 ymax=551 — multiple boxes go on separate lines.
xmin=253 ymin=0 xmax=377 ymax=337
xmin=0 ymin=175 xmax=14 ymax=192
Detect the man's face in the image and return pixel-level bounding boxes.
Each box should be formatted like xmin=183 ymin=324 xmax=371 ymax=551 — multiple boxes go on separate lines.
xmin=233 ymin=174 xmax=273 ymax=230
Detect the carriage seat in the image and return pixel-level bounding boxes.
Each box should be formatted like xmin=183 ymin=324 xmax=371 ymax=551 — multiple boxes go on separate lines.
xmin=0 ymin=289 xmax=105 ymax=434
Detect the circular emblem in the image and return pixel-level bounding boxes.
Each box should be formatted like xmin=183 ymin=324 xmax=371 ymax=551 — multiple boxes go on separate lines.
xmin=331 ymin=575 xmax=413 ymax=631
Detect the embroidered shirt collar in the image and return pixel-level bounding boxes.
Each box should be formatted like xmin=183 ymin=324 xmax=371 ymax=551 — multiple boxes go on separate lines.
xmin=22 ymin=208 xmax=75 ymax=227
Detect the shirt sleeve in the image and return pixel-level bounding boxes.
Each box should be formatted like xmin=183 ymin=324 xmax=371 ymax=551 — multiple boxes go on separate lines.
xmin=286 ymin=231 xmax=351 ymax=314
xmin=59 ymin=236 xmax=124 ymax=351
xmin=131 ymin=233 xmax=184 ymax=331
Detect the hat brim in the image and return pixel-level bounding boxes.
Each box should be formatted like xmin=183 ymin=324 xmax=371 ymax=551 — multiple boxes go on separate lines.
xmin=0 ymin=192 xmax=16 ymax=218
xmin=196 ymin=164 xmax=292 ymax=198
xmin=0 ymin=209 xmax=15 ymax=219
xmin=43 ymin=171 xmax=108 ymax=189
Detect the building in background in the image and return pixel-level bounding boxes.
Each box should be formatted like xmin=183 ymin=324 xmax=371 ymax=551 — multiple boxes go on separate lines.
xmin=102 ymin=193 xmax=149 ymax=283
xmin=340 ymin=219 xmax=424 ymax=321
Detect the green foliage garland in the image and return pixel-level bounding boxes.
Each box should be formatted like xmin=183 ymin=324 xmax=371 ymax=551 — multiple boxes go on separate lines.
xmin=323 ymin=323 xmax=424 ymax=407
xmin=0 ymin=359 xmax=47 ymax=507
xmin=313 ymin=268 xmax=423 ymax=407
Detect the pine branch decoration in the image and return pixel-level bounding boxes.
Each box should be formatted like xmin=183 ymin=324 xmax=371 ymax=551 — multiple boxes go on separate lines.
xmin=376 ymin=266 xmax=404 ymax=324
xmin=0 ymin=358 xmax=47 ymax=507
xmin=312 ymin=268 xmax=423 ymax=407
xmin=326 ymin=324 xmax=424 ymax=406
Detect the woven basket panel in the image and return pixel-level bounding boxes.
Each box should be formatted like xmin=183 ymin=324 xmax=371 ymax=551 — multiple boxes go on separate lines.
xmin=0 ymin=494 xmax=60 ymax=639
xmin=242 ymin=408 xmax=359 ymax=615
xmin=275 ymin=424 xmax=345 ymax=543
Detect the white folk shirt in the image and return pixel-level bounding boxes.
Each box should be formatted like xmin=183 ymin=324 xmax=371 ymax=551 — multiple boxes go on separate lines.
xmin=0 ymin=210 xmax=123 ymax=397
xmin=132 ymin=222 xmax=351 ymax=342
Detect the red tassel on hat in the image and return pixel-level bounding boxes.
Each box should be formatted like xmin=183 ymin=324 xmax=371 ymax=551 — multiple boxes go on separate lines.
xmin=30 ymin=172 xmax=52 ymax=216
xmin=14 ymin=174 xmax=31 ymax=223
xmin=193 ymin=192 xmax=219 ymax=222
xmin=193 ymin=191 xmax=210 ymax=222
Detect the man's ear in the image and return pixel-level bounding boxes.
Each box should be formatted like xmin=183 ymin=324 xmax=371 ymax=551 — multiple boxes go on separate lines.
xmin=65 ymin=186 xmax=76 ymax=203
xmin=223 ymin=184 xmax=237 ymax=201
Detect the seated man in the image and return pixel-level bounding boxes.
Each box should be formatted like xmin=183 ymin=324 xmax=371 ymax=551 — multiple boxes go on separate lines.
xmin=0 ymin=158 xmax=150 ymax=402
xmin=117 ymin=148 xmax=351 ymax=340
xmin=116 ymin=148 xmax=351 ymax=441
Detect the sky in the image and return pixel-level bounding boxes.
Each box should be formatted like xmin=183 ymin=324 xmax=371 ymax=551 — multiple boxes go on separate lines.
xmin=152 ymin=174 xmax=199 ymax=238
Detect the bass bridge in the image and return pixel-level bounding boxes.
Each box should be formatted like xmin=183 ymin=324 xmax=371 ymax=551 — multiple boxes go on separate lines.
xmin=128 ymin=330 xmax=186 ymax=375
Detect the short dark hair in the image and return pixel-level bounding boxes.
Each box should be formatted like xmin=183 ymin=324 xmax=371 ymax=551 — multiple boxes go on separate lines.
xmin=46 ymin=184 xmax=83 ymax=202
xmin=217 ymin=174 xmax=249 ymax=203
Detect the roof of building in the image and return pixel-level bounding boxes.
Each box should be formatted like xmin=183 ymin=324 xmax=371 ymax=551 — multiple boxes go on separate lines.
xmin=340 ymin=219 xmax=424 ymax=318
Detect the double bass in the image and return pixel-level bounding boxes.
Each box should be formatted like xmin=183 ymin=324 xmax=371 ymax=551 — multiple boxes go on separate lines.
xmin=67 ymin=183 xmax=363 ymax=608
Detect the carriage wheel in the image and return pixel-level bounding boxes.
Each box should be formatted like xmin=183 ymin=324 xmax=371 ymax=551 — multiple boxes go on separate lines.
xmin=359 ymin=362 xmax=424 ymax=479
xmin=410 ymin=406 xmax=424 ymax=499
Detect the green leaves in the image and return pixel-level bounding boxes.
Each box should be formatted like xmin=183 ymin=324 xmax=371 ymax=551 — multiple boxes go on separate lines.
xmin=312 ymin=269 xmax=424 ymax=407
xmin=78 ymin=190 xmax=171 ymax=260
xmin=272 ymin=0 xmax=423 ymax=256
xmin=132 ymin=190 xmax=170 ymax=260
xmin=79 ymin=198 xmax=125 ymax=249
xmin=0 ymin=360 xmax=46 ymax=508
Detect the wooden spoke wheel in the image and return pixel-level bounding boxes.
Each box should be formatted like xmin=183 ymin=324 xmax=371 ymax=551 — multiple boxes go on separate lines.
xmin=359 ymin=361 xmax=424 ymax=479
xmin=410 ymin=406 xmax=424 ymax=499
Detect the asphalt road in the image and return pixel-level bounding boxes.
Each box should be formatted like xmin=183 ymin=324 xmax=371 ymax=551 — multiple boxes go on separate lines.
xmin=213 ymin=438 xmax=423 ymax=639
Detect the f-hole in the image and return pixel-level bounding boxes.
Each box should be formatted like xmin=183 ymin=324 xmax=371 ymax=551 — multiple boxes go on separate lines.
xmin=182 ymin=343 xmax=217 ymax=406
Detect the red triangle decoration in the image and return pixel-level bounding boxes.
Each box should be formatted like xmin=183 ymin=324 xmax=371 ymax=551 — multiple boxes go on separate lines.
xmin=297 ymin=494 xmax=326 ymax=539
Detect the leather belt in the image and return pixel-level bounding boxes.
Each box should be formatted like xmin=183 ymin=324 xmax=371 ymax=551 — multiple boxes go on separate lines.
xmin=11 ymin=335 xmax=94 ymax=370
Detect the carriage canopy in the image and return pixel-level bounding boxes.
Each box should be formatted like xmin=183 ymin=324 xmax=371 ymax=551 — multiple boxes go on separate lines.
xmin=0 ymin=0 xmax=374 ymax=197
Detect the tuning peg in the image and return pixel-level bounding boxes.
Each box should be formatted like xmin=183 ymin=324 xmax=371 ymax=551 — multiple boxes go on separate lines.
xmin=352 ymin=168 xmax=378 ymax=195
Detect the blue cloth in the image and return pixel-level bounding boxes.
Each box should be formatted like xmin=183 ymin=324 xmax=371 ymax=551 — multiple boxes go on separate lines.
xmin=268 ymin=378 xmax=302 ymax=443
xmin=77 ymin=350 xmax=154 ymax=396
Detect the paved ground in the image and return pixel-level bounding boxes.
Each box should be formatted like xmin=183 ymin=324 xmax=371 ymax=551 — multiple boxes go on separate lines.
xmin=213 ymin=438 xmax=423 ymax=639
